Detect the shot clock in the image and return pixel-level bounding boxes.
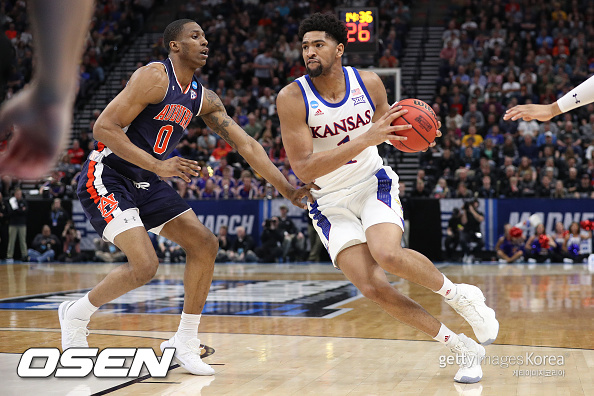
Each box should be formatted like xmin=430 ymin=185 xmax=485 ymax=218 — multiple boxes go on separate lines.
xmin=337 ymin=7 xmax=379 ymax=54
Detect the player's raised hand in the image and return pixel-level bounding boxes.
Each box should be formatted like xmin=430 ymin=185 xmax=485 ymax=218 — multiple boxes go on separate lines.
xmin=504 ymin=103 xmax=560 ymax=122
xmin=0 ymin=86 xmax=73 ymax=179
xmin=285 ymin=182 xmax=319 ymax=209
xmin=154 ymin=156 xmax=201 ymax=182
xmin=365 ymin=105 xmax=411 ymax=147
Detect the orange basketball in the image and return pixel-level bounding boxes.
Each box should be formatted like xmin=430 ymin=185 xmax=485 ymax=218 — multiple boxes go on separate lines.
xmin=390 ymin=98 xmax=439 ymax=153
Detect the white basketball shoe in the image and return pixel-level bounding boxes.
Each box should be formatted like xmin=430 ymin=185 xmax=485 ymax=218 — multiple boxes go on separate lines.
xmin=446 ymin=284 xmax=499 ymax=345
xmin=58 ymin=301 xmax=90 ymax=350
xmin=160 ymin=335 xmax=215 ymax=376
xmin=449 ymin=333 xmax=485 ymax=383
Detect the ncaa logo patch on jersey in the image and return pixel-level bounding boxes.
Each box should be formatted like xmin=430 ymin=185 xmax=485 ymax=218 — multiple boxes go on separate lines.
xmin=352 ymin=95 xmax=366 ymax=105
xmin=192 ymin=81 xmax=198 ymax=89
xmin=310 ymin=100 xmax=319 ymax=109
xmin=191 ymin=90 xmax=197 ymax=100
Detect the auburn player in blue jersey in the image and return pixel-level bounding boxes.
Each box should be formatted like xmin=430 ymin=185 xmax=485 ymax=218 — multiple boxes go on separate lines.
xmin=58 ymin=19 xmax=314 ymax=376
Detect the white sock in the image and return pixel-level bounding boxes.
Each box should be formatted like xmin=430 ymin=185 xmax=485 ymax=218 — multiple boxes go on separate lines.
xmin=65 ymin=293 xmax=98 ymax=321
xmin=176 ymin=312 xmax=201 ymax=342
xmin=435 ymin=274 xmax=457 ymax=300
xmin=433 ymin=323 xmax=458 ymax=346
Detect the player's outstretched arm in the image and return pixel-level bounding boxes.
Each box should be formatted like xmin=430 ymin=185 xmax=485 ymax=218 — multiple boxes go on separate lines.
xmin=278 ymin=80 xmax=411 ymax=184
xmin=93 ymin=64 xmax=200 ymax=182
xmin=503 ymin=103 xmax=561 ymax=122
xmin=199 ymin=89 xmax=314 ymax=209
xmin=505 ymin=74 xmax=594 ymax=121
xmin=0 ymin=0 xmax=95 ymax=179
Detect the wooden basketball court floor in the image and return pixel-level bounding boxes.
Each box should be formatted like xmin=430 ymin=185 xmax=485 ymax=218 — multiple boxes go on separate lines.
xmin=0 ymin=260 xmax=592 ymax=396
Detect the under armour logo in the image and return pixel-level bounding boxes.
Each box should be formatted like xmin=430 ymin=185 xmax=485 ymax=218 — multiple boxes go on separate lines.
xmin=446 ymin=289 xmax=451 ymax=296
xmin=123 ymin=216 xmax=137 ymax=224
xmin=573 ymin=93 xmax=580 ymax=104
xmin=444 ymin=335 xmax=450 ymax=342
xmin=134 ymin=182 xmax=150 ymax=190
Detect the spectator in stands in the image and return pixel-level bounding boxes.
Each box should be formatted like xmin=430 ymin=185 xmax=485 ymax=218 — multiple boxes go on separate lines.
xmin=38 ymin=170 xmax=66 ymax=199
xmin=197 ymin=128 xmax=216 ymax=159
xmin=536 ymin=175 xmax=553 ymax=198
xmin=552 ymin=180 xmax=568 ymax=198
xmin=268 ymin=136 xmax=286 ymax=166
xmin=253 ymin=48 xmax=277 ymax=87
xmin=459 ymin=199 xmax=484 ymax=263
xmin=49 ymin=198 xmax=69 ymax=242
xmin=211 ymin=139 xmax=232 ymax=163
xmin=94 ymin=238 xmax=126 ymax=262
xmin=477 ymin=176 xmax=496 ymax=198
xmin=237 ymin=170 xmax=259 ymax=199
xmin=502 ymin=72 xmax=521 ymax=100
xmin=500 ymin=135 xmax=518 ymax=159
xmin=462 ymin=103 xmax=485 ymax=132
xmin=461 ymin=125 xmax=483 ymax=148
xmin=59 ymin=220 xmax=81 ymax=262
xmin=411 ymin=179 xmax=430 ymax=198
xmin=230 ymin=226 xmax=258 ymax=263
xmin=156 ymin=235 xmax=185 ymax=263
xmin=564 ymin=167 xmax=580 ymax=196
xmin=519 ymin=171 xmax=536 ymax=197
xmin=6 ymin=187 xmax=27 ymax=262
xmin=277 ymin=204 xmax=305 ymax=261
xmin=445 ymin=107 xmax=463 ymax=133
xmin=178 ymin=126 xmax=200 ymax=161
xmin=256 ymin=218 xmax=283 ymax=263
xmin=215 ymin=225 xmax=234 ymax=262
xmin=27 ymin=225 xmax=60 ymax=263
xmin=379 ymin=49 xmax=399 ymax=68
xmin=503 ymin=175 xmax=521 ymax=198
xmin=432 ymin=177 xmax=451 ymax=199
xmin=455 ymin=181 xmax=472 ymax=199
xmin=576 ymin=174 xmax=593 ymax=198
xmin=437 ymin=148 xmax=459 ymax=178
xmin=244 ymin=113 xmax=263 ymax=139
xmin=518 ymin=134 xmax=540 ymax=164
xmin=199 ymin=179 xmax=218 ymax=200
xmin=444 ymin=207 xmax=462 ymax=261
xmin=496 ymin=224 xmax=525 ymax=263
xmin=480 ymin=138 xmax=500 ymax=165
xmin=0 ymin=191 xmax=8 ymax=259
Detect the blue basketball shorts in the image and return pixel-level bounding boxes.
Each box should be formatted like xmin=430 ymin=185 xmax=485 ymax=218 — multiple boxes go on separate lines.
xmin=77 ymin=158 xmax=191 ymax=243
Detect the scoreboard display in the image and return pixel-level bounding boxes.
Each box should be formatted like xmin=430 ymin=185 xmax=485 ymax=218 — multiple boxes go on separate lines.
xmin=337 ymin=7 xmax=379 ymax=54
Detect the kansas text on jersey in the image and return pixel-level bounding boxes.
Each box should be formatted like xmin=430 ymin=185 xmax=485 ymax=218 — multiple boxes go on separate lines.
xmin=294 ymin=66 xmax=383 ymax=193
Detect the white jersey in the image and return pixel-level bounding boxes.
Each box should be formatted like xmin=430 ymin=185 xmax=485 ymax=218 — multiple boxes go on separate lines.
xmin=295 ymin=66 xmax=383 ymax=194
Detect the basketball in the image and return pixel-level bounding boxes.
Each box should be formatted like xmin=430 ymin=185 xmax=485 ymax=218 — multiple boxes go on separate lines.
xmin=390 ymin=98 xmax=439 ymax=153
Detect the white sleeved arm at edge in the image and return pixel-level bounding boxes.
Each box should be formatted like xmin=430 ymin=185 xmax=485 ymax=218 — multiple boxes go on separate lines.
xmin=557 ymin=74 xmax=594 ymax=113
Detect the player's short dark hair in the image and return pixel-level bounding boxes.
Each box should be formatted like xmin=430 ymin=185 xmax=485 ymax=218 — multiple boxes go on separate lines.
xmin=163 ymin=19 xmax=195 ymax=53
xmin=298 ymin=12 xmax=347 ymax=46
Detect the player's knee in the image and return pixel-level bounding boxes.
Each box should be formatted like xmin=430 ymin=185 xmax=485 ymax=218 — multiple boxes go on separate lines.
xmin=185 ymin=232 xmax=218 ymax=261
xmin=129 ymin=258 xmax=159 ymax=285
xmin=374 ymin=248 xmax=403 ymax=269
xmin=358 ymin=283 xmax=386 ymax=303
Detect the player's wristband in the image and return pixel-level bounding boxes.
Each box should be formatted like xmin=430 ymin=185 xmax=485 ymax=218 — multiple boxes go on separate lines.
xmin=557 ymin=74 xmax=594 ymax=113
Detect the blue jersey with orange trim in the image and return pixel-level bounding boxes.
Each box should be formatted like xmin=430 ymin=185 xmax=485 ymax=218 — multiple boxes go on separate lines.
xmin=96 ymin=57 xmax=204 ymax=181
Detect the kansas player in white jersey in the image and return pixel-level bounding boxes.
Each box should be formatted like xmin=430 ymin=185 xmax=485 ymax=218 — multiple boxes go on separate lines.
xmin=58 ymin=19 xmax=314 ymax=376
xmin=278 ymin=13 xmax=499 ymax=383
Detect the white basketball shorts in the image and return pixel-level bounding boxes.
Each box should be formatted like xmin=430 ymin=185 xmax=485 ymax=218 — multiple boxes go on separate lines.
xmin=308 ymin=166 xmax=405 ymax=266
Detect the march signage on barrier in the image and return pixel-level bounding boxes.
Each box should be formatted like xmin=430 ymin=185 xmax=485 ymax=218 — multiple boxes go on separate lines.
xmin=497 ymin=199 xmax=594 ymax=236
